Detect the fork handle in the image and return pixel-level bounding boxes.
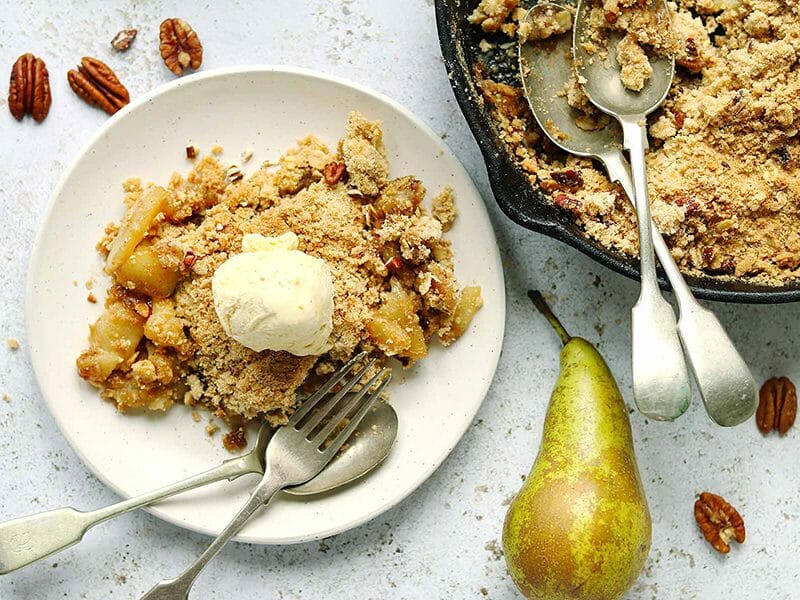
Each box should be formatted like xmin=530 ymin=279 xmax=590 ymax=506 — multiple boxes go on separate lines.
xmin=140 ymin=468 xmax=284 ymax=600
xmin=0 ymin=452 xmax=260 ymax=575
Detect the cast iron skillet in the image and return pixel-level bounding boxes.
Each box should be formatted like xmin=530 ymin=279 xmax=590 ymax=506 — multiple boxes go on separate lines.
xmin=434 ymin=0 xmax=800 ymax=303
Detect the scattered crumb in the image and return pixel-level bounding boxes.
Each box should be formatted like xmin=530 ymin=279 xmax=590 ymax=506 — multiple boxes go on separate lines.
xmin=85 ymin=279 xmax=94 ymax=290
xmin=2 ymin=393 xmax=9 ymax=402
xmin=211 ymin=144 xmax=223 ymax=155
xmin=241 ymin=149 xmax=254 ymax=163
xmin=191 ymin=411 xmax=201 ymax=422
xmin=484 ymin=539 xmax=504 ymax=561
xmin=432 ymin=186 xmax=457 ymax=232
xmin=223 ymin=427 xmax=247 ymax=452
xmin=186 ymin=145 xmax=198 ymax=160
xmin=6 ymin=338 xmax=19 ymax=350
xmin=87 ymin=293 xmax=97 ymax=304
xmin=205 ymin=421 xmax=219 ymax=436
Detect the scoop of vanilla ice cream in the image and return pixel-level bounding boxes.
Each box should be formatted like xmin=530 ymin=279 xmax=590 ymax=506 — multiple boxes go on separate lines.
xmin=211 ymin=232 xmax=334 ymax=355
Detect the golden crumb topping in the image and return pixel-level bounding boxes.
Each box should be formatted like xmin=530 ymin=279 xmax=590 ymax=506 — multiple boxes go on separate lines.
xmin=475 ymin=0 xmax=800 ymax=284
xmin=77 ymin=112 xmax=482 ymax=442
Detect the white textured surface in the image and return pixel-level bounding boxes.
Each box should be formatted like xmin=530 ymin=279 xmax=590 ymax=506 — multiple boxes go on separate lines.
xmin=0 ymin=1 xmax=797 ymax=598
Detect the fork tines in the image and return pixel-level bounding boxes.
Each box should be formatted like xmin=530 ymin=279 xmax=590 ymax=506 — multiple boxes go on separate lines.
xmin=289 ymin=353 xmax=391 ymax=454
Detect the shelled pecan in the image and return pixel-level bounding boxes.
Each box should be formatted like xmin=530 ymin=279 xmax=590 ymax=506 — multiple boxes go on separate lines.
xmin=694 ymin=492 xmax=745 ymax=554
xmin=323 ymin=161 xmax=347 ymax=186
xmin=67 ymin=57 xmax=130 ymax=115
xmin=553 ymin=193 xmax=582 ymax=217
xmin=8 ymin=53 xmax=51 ymax=122
xmin=551 ymin=169 xmax=584 ymax=190
xmin=159 ymin=18 xmax=203 ymax=75
xmin=677 ymin=37 xmax=704 ymax=74
xmin=756 ymin=376 xmax=797 ymax=435
xmin=225 ymin=164 xmax=244 ymax=184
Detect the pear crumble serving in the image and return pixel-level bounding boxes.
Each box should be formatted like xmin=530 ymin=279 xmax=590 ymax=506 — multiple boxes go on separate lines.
xmin=76 ymin=112 xmax=482 ymax=446
xmin=471 ymin=0 xmax=800 ymax=285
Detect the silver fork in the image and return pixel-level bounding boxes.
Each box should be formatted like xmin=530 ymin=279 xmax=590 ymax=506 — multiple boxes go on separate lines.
xmin=140 ymin=353 xmax=391 ymax=600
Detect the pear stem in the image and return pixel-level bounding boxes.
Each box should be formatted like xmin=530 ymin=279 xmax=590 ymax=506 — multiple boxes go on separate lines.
xmin=528 ymin=290 xmax=571 ymax=346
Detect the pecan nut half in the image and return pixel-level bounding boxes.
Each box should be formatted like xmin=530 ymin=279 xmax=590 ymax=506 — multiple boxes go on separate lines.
xmin=756 ymin=376 xmax=797 ymax=435
xmin=67 ymin=57 xmax=130 ymax=115
xmin=159 ymin=18 xmax=203 ymax=75
xmin=694 ymin=492 xmax=745 ymax=554
xmin=323 ymin=161 xmax=347 ymax=186
xmin=8 ymin=53 xmax=51 ymax=122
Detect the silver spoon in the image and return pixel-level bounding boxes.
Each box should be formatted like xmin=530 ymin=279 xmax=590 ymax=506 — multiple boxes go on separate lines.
xmin=572 ymin=0 xmax=692 ymax=422
xmin=518 ymin=2 xmax=757 ymax=425
xmin=572 ymin=0 xmax=756 ymax=425
xmin=0 ymin=401 xmax=398 ymax=574
xmin=521 ymin=0 xmax=689 ymax=421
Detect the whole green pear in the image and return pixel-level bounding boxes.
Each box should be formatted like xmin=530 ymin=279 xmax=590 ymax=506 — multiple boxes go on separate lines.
xmin=503 ymin=292 xmax=651 ymax=600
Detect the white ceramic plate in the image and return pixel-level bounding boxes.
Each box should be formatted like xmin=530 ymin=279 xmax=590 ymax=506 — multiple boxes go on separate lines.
xmin=26 ymin=66 xmax=505 ymax=544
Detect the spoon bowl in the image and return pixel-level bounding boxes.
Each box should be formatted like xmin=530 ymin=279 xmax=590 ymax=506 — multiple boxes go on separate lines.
xmin=572 ymin=0 xmax=675 ymax=118
xmin=518 ymin=3 xmax=622 ymax=161
xmin=287 ymin=400 xmax=399 ymax=495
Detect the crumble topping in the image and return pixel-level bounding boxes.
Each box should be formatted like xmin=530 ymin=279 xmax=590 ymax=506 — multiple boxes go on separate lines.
xmin=432 ymin=186 xmax=458 ymax=232
xmin=616 ymin=32 xmax=654 ymax=91
xmin=518 ymin=5 xmax=573 ymax=43
xmin=469 ymin=0 xmax=520 ymax=33
xmin=340 ymin=111 xmax=389 ymax=196
xmin=77 ymin=112 xmax=482 ymax=440
xmin=474 ymin=0 xmax=800 ymax=284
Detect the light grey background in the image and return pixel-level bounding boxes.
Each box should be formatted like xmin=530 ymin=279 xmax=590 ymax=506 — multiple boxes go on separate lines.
xmin=0 ymin=1 xmax=797 ymax=598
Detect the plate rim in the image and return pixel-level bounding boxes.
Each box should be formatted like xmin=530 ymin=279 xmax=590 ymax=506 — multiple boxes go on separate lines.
xmin=25 ymin=64 xmax=506 ymax=544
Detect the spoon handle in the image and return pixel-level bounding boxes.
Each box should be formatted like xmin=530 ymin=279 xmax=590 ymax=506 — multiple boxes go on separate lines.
xmin=605 ymin=151 xmax=757 ymax=426
xmin=650 ymin=231 xmax=758 ymax=425
xmin=0 ymin=452 xmax=260 ymax=575
xmin=619 ymin=117 xmax=691 ymax=420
